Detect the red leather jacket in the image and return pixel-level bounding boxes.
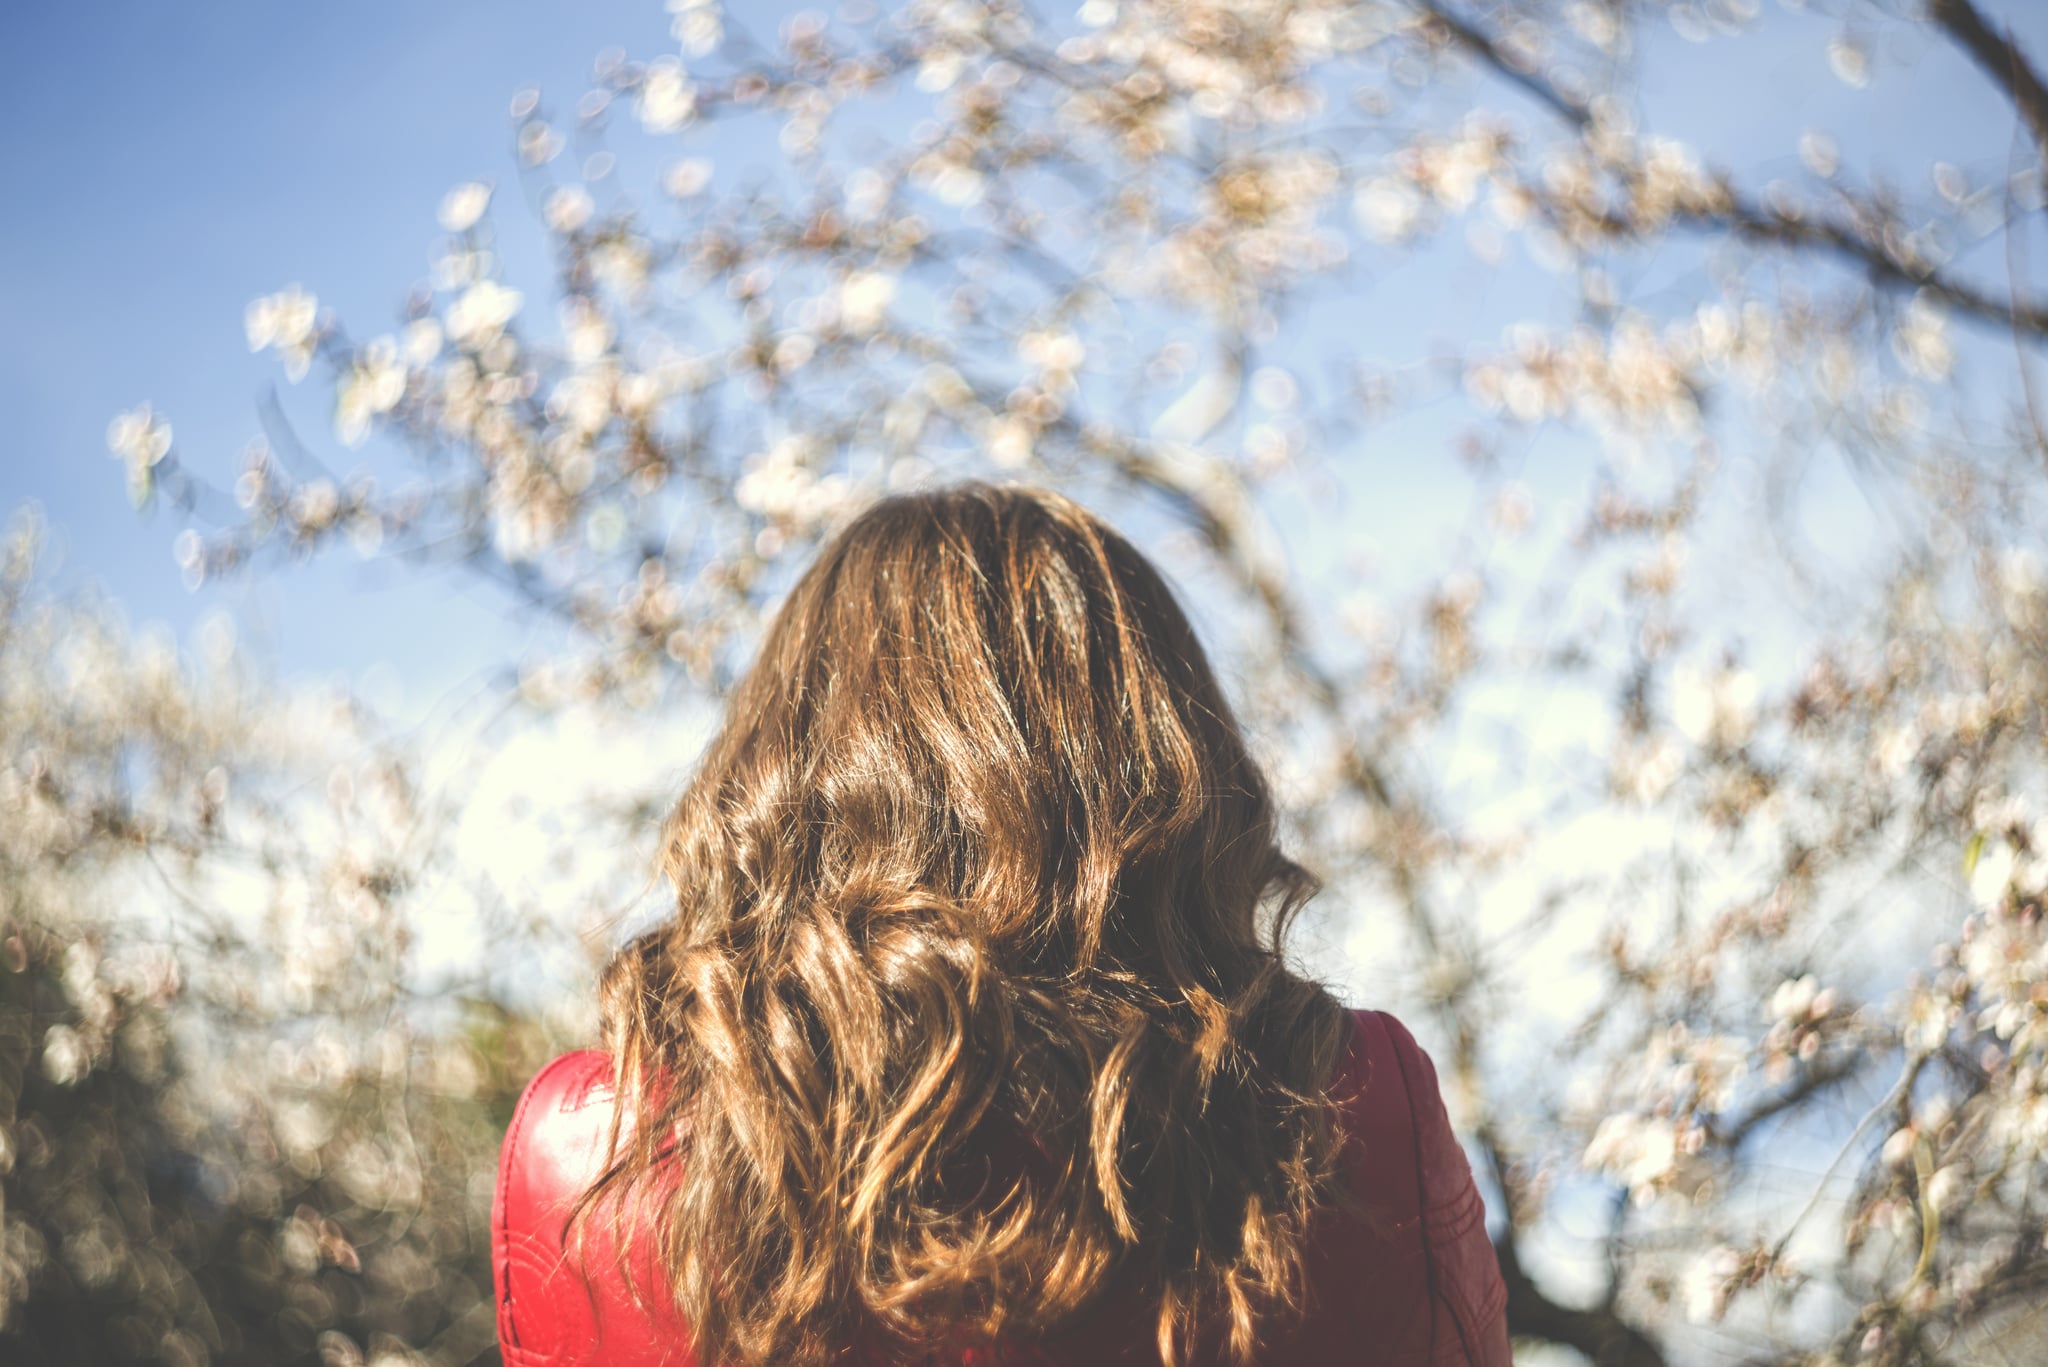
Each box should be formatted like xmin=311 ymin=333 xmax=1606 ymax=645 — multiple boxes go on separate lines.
xmin=494 ymin=1009 xmax=1510 ymax=1366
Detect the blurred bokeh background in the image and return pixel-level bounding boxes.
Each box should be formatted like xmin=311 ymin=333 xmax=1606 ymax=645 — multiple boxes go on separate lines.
xmin=6 ymin=1 xmax=2048 ymax=1363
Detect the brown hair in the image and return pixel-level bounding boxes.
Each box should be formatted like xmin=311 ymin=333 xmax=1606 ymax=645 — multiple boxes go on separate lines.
xmin=592 ymin=482 xmax=1350 ymax=1365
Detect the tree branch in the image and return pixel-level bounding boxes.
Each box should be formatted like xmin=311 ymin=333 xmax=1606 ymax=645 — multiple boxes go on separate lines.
xmin=1931 ymin=0 xmax=2048 ymax=164
xmin=1496 ymin=1232 xmax=1670 ymax=1367
xmin=1426 ymin=0 xmax=2048 ymax=338
xmin=1413 ymin=0 xmax=1592 ymax=129
xmin=1711 ymin=1048 xmax=1866 ymax=1150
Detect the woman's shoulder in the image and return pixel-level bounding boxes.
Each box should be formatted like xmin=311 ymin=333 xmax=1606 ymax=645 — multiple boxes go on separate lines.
xmin=497 ymin=1050 xmax=618 ymax=1227
xmin=1325 ymin=1006 xmax=1482 ymax=1227
xmin=1328 ymin=1009 xmax=1431 ymax=1134
xmin=494 ymin=1050 xmax=696 ymax=1367
xmin=1310 ymin=1008 xmax=1511 ymax=1366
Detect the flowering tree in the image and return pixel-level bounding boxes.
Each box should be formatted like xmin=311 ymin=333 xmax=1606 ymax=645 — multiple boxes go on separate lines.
xmin=63 ymin=0 xmax=2048 ymax=1363
xmin=0 ymin=509 xmax=595 ymax=1364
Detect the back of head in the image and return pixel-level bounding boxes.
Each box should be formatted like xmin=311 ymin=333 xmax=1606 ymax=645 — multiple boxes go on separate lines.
xmin=596 ymin=482 xmax=1348 ymax=1366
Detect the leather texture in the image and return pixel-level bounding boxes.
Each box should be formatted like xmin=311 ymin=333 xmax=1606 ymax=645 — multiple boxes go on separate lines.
xmin=494 ymin=1009 xmax=1510 ymax=1366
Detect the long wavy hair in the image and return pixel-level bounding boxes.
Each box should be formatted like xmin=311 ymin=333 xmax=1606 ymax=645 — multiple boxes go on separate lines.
xmin=591 ymin=482 xmax=1351 ymax=1366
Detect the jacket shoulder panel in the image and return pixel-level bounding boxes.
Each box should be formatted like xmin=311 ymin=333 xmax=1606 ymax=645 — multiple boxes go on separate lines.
xmin=1362 ymin=1011 xmax=1511 ymax=1366
xmin=494 ymin=1051 xmax=695 ymax=1367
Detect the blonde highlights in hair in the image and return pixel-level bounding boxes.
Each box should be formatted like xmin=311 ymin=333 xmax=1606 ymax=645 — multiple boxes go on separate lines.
xmin=593 ymin=483 xmax=1349 ymax=1365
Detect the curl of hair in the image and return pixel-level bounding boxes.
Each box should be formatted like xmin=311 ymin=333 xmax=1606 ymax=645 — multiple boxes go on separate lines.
xmin=588 ymin=483 xmax=1351 ymax=1366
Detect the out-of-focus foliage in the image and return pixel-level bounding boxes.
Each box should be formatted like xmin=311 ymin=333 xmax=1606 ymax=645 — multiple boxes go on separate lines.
xmin=32 ymin=0 xmax=2048 ymax=1363
xmin=0 ymin=511 xmax=588 ymax=1365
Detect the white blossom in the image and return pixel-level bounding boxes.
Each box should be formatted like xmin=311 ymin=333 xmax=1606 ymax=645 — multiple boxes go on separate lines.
xmin=639 ymin=58 xmax=698 ymax=133
xmin=545 ymin=186 xmax=595 ymax=235
xmin=1894 ymin=294 xmax=1953 ymax=381
xmin=445 ymin=280 xmax=524 ymax=347
xmin=436 ymin=181 xmax=493 ymax=233
xmin=1673 ymin=665 xmax=1759 ymax=749
xmin=1354 ymin=178 xmax=1423 ymax=244
xmin=401 ymin=318 xmax=443 ymax=366
xmin=1683 ymin=1245 xmax=1742 ymax=1323
xmin=106 ymin=404 xmax=173 ymax=469
xmin=41 ymin=1024 xmax=90 ymax=1087
xmin=334 ymin=337 xmax=408 ymax=446
xmin=1586 ymin=1112 xmax=1679 ymax=1199
xmin=664 ymin=157 xmax=714 ymax=198
xmin=1971 ymin=840 xmax=2016 ymax=910
xmin=838 ymin=270 xmax=896 ymax=336
xmin=245 ymin=285 xmax=322 ymax=381
xmin=668 ymin=0 xmax=723 ymax=56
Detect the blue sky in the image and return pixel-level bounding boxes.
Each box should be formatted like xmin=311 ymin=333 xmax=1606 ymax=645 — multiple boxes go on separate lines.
xmin=0 ymin=0 xmax=674 ymax=702
xmin=3 ymin=0 xmax=2044 ymax=715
